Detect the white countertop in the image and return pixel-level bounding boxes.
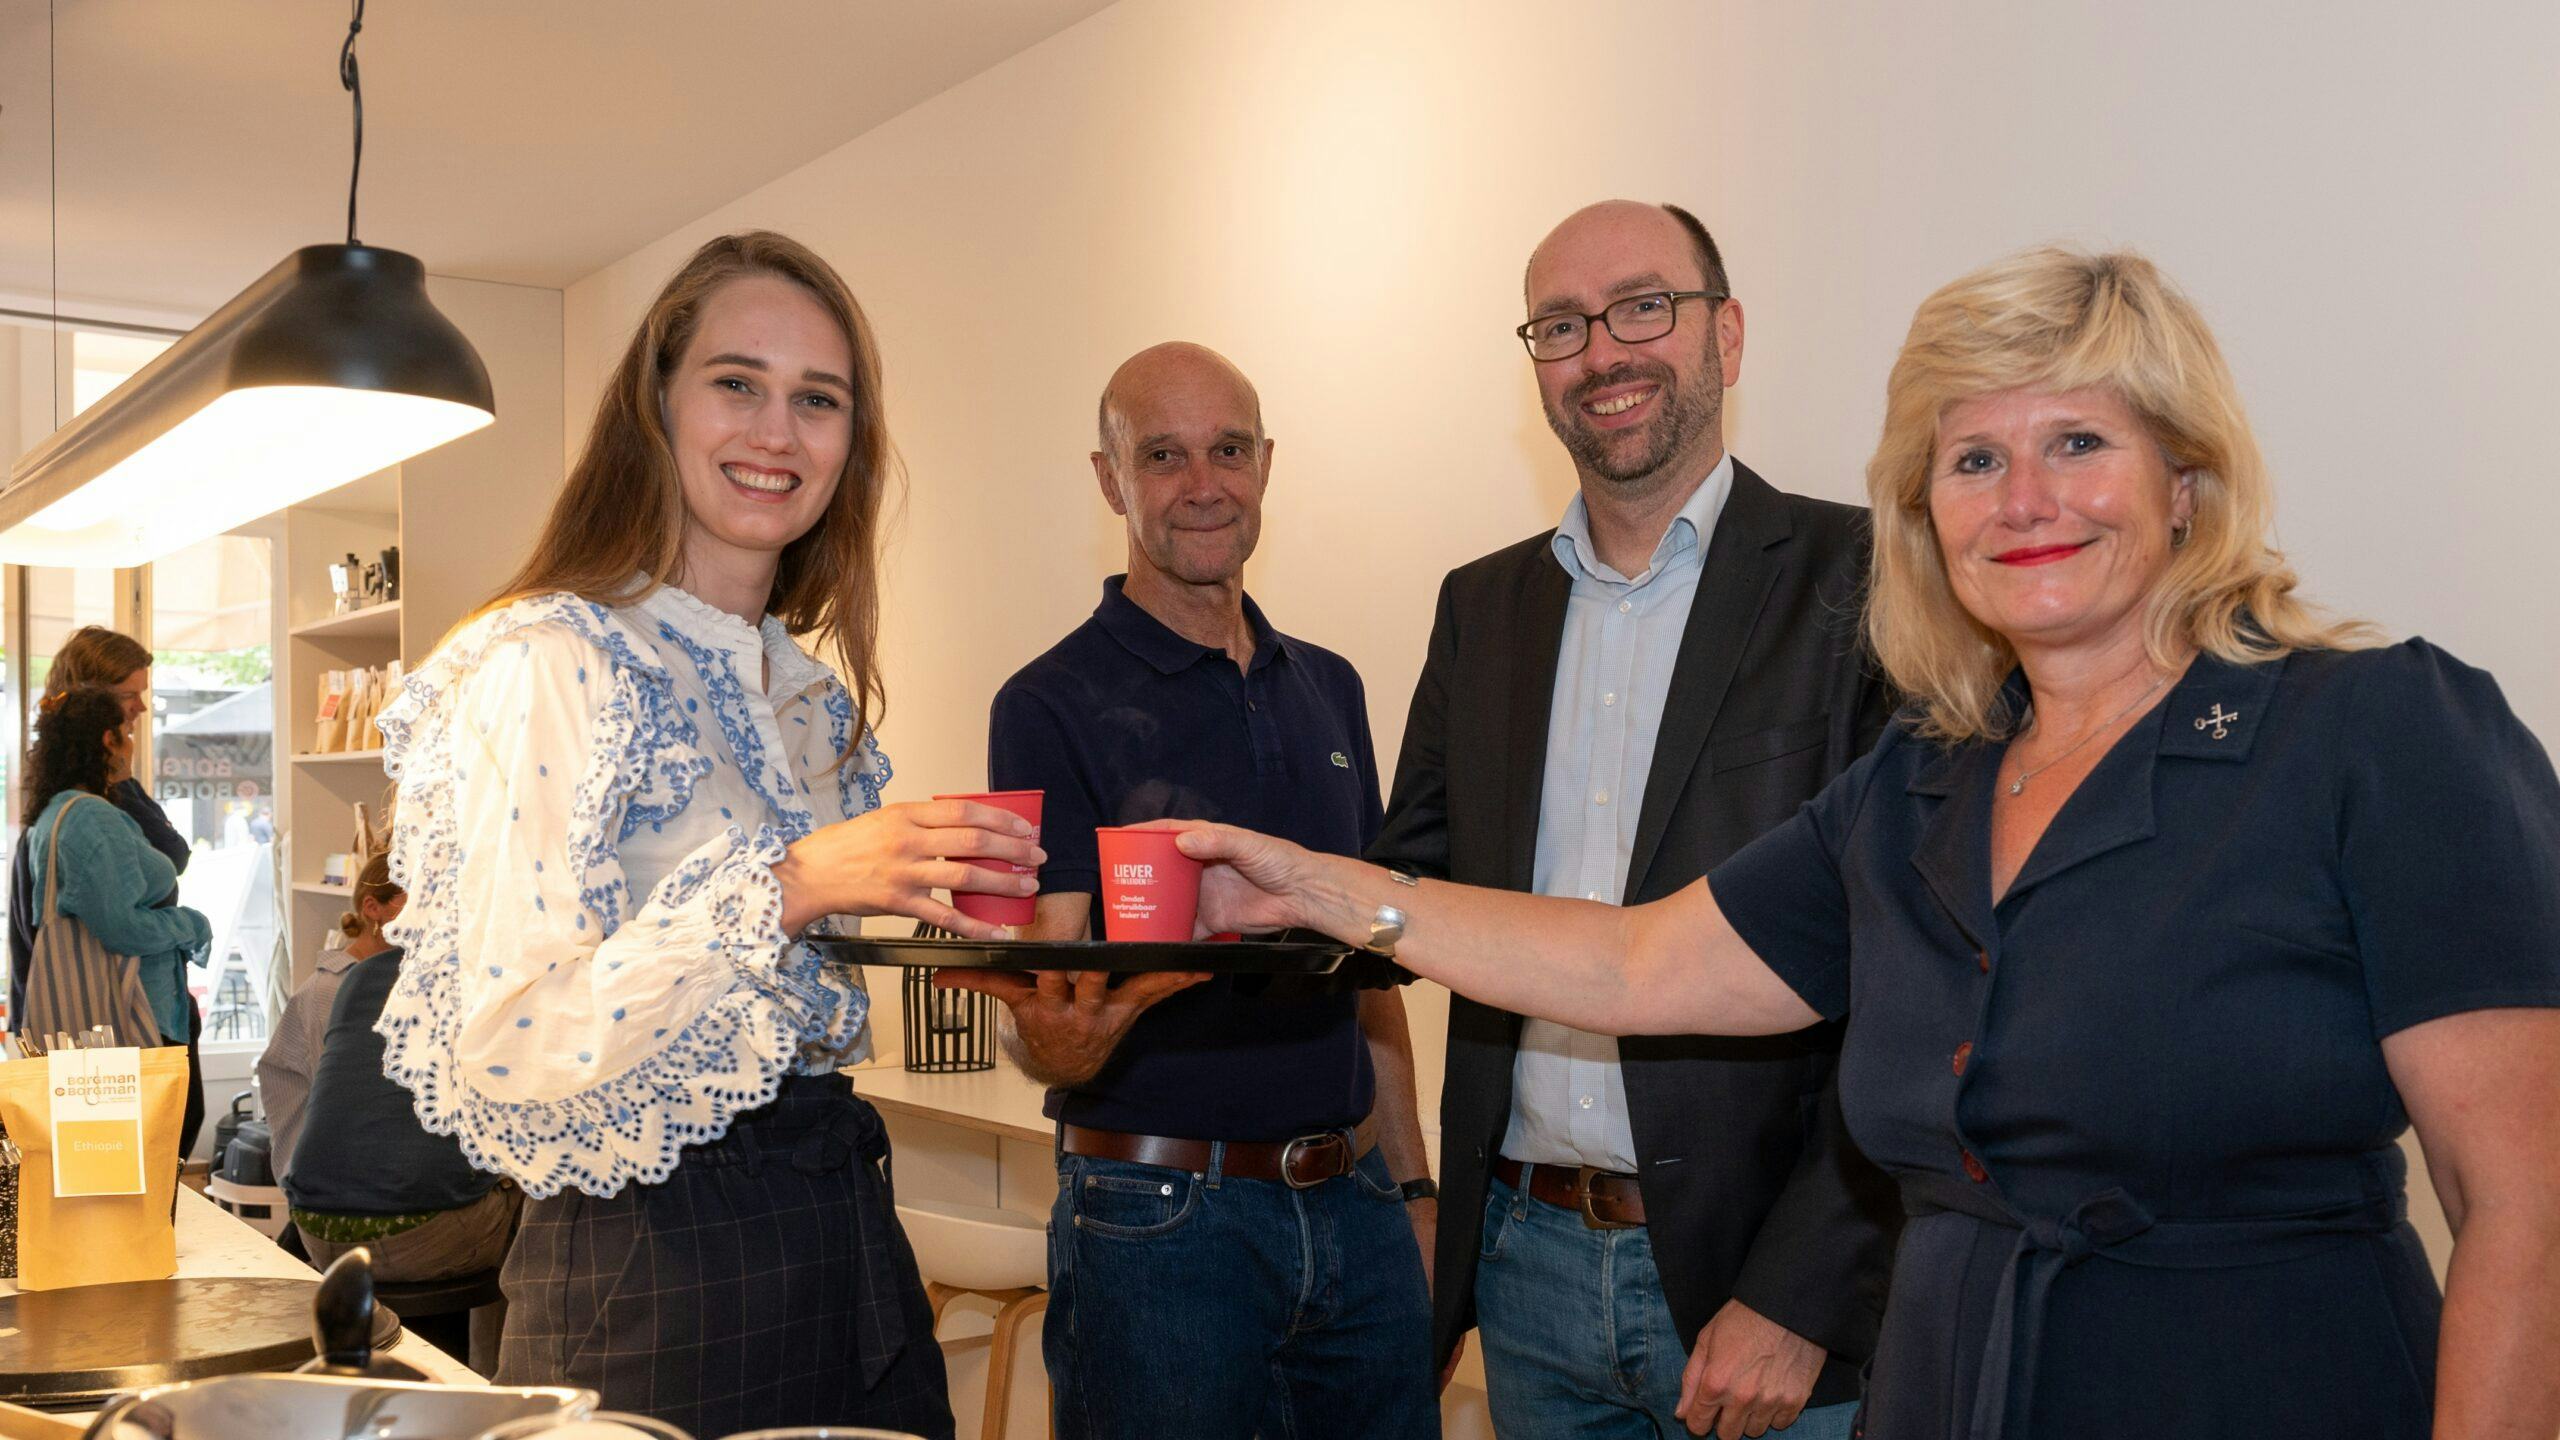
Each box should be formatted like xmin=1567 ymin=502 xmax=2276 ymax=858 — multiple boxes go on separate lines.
xmin=848 ymin=1054 xmax=1053 ymax=1145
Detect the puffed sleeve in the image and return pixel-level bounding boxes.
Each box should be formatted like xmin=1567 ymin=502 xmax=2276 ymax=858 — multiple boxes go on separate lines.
xmin=375 ymin=604 xmax=870 ymax=1198
xmin=1707 ymin=735 xmax=1897 ymax=1021
xmin=2338 ymin=640 xmax=2560 ymax=1036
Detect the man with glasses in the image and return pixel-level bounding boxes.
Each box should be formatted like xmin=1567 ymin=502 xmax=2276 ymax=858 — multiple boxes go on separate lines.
xmin=1369 ymin=201 xmax=1900 ymax=1438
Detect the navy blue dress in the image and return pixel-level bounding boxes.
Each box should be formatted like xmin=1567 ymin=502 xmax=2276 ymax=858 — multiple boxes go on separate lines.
xmin=1711 ymin=641 xmax=2560 ymax=1439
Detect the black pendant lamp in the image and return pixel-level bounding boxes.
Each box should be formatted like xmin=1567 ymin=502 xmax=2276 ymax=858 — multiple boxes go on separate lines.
xmin=0 ymin=0 xmax=493 ymax=567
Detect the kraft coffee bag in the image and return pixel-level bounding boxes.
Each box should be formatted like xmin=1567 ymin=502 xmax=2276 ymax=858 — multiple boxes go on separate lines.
xmin=0 ymin=1046 xmax=186 ymax=1290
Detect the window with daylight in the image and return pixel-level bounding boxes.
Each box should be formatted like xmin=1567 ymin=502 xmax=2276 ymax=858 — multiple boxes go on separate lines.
xmin=152 ymin=533 xmax=281 ymax=1046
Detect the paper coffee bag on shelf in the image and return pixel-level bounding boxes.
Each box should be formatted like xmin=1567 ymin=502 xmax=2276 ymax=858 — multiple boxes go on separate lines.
xmin=313 ymin=670 xmax=348 ymax=753
xmin=341 ymin=668 xmax=377 ymax=752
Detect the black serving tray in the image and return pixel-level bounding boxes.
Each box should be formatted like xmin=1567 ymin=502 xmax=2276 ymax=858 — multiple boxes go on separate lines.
xmin=810 ymin=934 xmax=1353 ymax=975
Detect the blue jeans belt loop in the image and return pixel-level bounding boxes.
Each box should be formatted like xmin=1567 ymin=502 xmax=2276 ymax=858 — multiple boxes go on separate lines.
xmin=1898 ymin=1169 xmax=2404 ymax=1440
xmin=1059 ymin=1117 xmax=1379 ymax=1187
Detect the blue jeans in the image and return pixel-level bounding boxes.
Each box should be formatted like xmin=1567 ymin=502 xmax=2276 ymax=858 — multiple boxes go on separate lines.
xmin=1047 ymin=1143 xmax=1438 ymax=1439
xmin=1475 ymin=1176 xmax=1858 ymax=1440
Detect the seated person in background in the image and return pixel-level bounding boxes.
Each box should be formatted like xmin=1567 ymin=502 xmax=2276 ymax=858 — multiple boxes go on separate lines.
xmin=285 ymin=855 xmax=521 ymax=1368
xmin=253 ymin=858 xmax=386 ymax=1183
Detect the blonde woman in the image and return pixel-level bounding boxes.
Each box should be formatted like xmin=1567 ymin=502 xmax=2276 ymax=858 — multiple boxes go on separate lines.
xmin=376 ymin=232 xmax=1037 ymax=1438
xmin=1171 ymin=250 xmax=2560 ymax=1438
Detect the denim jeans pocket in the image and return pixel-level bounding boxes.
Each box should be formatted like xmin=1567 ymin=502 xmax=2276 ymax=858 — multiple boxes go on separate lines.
xmin=1478 ymin=1182 xmax=1515 ymax=1262
xmin=1069 ymin=1164 xmax=1201 ymax=1240
xmin=1349 ymin=1146 xmax=1403 ymax=1202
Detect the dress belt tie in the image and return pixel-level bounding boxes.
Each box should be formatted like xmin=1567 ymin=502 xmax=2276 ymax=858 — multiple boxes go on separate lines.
xmin=1898 ymin=1171 xmax=2404 ymax=1440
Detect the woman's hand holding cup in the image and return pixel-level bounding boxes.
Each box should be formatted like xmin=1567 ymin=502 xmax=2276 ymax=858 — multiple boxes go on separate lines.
xmin=774 ymin=798 xmax=1045 ymax=939
xmin=1143 ymin=820 xmax=1330 ymax=940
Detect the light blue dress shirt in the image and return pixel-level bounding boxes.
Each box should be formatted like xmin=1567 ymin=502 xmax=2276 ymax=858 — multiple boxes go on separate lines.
xmin=1500 ymin=454 xmax=1734 ymax=1172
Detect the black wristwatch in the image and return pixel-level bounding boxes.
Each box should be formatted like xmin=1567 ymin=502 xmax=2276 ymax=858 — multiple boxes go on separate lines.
xmin=1398 ymin=1177 xmax=1440 ymax=1204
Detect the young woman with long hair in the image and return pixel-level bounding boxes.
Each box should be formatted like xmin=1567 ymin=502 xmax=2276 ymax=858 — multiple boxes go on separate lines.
xmin=374 ymin=232 xmax=1039 ymax=1438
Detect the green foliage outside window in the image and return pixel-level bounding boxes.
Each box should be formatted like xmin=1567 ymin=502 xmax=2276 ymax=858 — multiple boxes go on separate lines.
xmin=153 ymin=645 xmax=272 ymax=687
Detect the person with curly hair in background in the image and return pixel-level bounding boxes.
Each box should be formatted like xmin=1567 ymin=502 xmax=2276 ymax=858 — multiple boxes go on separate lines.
xmin=16 ymin=683 xmax=211 ymax=1065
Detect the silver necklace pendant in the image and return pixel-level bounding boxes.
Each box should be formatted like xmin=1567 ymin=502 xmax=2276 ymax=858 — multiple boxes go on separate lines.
xmin=2002 ymin=671 xmax=2171 ymax=799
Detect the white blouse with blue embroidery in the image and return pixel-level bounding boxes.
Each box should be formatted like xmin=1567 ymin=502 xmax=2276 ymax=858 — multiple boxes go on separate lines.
xmin=375 ymin=582 xmax=889 ymax=1199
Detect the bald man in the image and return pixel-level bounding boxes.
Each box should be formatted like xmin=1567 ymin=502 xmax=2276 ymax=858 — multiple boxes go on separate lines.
xmin=1366 ymin=202 xmax=1901 ymax=1439
xmin=962 ymin=343 xmax=1438 ymax=1437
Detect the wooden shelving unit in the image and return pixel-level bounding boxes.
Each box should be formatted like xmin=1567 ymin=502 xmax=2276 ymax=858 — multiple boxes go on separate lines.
xmin=287 ymin=599 xmax=402 ymax=642
xmin=278 ymin=477 xmax=404 ymax=980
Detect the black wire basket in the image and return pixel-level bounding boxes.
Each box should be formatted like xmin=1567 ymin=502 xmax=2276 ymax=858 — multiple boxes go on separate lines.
xmin=899 ymin=923 xmax=995 ymax=1073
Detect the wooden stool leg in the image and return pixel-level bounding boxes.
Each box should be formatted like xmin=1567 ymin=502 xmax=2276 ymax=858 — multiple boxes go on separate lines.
xmin=926 ymin=1280 xmax=962 ymax=1331
xmin=982 ymin=1289 xmax=1050 ymax=1440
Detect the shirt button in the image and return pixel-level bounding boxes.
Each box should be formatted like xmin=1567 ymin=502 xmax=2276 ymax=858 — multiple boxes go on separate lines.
xmin=1617 ymin=600 xmax=1632 ymax=614
xmin=1975 ymin=948 xmax=1991 ymax=974
xmin=1585 ymin=890 xmax=1602 ymax=901
xmin=1578 ymin=1095 xmax=1594 ymax=1110
xmin=1960 ymin=1148 xmax=1989 ymax=1184
xmin=1603 ymin=692 xmax=1618 ymax=707
xmin=1593 ymin=790 xmax=1610 ymax=806
xmin=1952 ymin=1041 xmax=1974 ymax=1077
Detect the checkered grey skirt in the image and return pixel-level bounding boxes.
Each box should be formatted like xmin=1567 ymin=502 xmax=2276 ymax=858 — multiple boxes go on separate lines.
xmin=494 ymin=1075 xmax=952 ymax=1439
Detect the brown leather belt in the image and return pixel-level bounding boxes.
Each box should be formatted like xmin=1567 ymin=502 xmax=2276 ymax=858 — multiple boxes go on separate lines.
xmin=1060 ymin=1118 xmax=1378 ymax=1189
xmin=1492 ymin=1156 xmax=1647 ymax=1230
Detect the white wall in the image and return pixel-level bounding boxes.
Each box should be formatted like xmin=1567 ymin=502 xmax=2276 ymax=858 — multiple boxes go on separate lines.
xmin=403 ymin=275 xmax=567 ymax=651
xmin=1708 ymin=0 xmax=2560 ymax=734
xmin=562 ymin=0 xmax=2560 ymax=1262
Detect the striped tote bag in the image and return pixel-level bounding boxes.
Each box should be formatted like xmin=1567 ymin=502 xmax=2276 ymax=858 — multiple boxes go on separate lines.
xmin=21 ymin=794 xmax=164 ymax=1048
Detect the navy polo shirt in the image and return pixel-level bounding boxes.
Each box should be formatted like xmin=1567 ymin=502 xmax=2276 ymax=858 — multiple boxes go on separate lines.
xmin=989 ymin=575 xmax=1384 ymax=1140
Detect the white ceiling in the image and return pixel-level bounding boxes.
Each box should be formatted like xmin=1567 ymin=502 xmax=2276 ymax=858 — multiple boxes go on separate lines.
xmin=0 ymin=0 xmax=1116 ymax=320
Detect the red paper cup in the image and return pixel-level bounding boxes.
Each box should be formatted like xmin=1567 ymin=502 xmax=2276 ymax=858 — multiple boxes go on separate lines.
xmin=1095 ymin=826 xmax=1202 ymax=942
xmin=935 ymin=790 xmax=1043 ymax=927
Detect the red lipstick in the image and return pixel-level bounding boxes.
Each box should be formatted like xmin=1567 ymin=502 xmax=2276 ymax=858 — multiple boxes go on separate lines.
xmin=1990 ymin=541 xmax=2091 ymax=566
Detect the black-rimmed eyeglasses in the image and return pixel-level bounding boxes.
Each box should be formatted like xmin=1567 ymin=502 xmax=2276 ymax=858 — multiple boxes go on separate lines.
xmin=1516 ymin=290 xmax=1726 ymax=362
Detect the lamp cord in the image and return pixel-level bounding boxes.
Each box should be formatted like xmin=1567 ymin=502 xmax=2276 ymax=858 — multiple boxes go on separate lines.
xmin=50 ymin=0 xmax=62 ymax=427
xmin=340 ymin=0 xmax=365 ymax=246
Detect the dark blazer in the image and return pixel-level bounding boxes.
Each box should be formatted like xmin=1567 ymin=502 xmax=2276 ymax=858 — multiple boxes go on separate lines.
xmin=1371 ymin=462 xmax=1902 ymax=1402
